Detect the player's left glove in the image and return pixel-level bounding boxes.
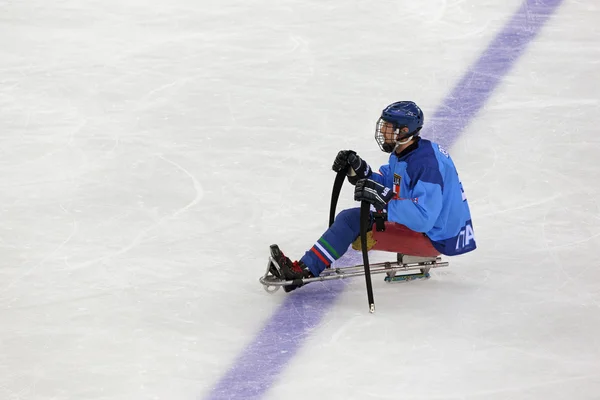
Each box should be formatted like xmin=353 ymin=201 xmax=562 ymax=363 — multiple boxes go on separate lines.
xmin=332 ymin=150 xmax=355 ymax=173
xmin=332 ymin=150 xmax=371 ymax=179
xmin=354 ymin=179 xmax=394 ymax=211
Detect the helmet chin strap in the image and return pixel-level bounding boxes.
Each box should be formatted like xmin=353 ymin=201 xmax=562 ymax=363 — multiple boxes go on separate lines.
xmin=393 ymin=135 xmax=413 ymax=151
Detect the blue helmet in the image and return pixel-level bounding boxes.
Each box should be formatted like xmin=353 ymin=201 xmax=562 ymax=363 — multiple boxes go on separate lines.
xmin=375 ymin=101 xmax=424 ymax=153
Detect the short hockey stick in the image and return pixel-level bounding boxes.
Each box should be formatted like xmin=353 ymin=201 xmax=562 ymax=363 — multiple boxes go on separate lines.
xmin=360 ymin=201 xmax=375 ymax=313
xmin=329 ymin=170 xmax=346 ymax=227
xmin=329 ymin=170 xmax=375 ymax=312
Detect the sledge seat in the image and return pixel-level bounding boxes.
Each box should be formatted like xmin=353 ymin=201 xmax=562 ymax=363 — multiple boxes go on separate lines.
xmin=370 ymin=222 xmax=440 ymax=258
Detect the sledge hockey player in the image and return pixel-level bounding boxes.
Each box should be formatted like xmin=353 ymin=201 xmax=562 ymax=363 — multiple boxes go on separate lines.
xmin=271 ymin=101 xmax=476 ymax=292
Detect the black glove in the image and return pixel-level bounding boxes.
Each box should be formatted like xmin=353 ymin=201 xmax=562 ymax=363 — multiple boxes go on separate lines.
xmin=332 ymin=150 xmax=355 ymax=173
xmin=332 ymin=150 xmax=371 ymax=179
xmin=354 ymin=179 xmax=394 ymax=211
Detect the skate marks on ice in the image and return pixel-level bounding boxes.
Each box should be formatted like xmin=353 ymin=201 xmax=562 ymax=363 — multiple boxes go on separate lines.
xmin=68 ymin=154 xmax=204 ymax=271
xmin=0 ymin=152 xmax=205 ymax=305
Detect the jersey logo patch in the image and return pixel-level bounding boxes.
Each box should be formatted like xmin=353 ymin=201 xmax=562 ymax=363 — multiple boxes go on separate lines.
xmin=393 ymin=174 xmax=401 ymax=199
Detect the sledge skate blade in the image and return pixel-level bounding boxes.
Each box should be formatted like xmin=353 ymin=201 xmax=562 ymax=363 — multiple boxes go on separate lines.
xmin=384 ymin=270 xmax=431 ymax=282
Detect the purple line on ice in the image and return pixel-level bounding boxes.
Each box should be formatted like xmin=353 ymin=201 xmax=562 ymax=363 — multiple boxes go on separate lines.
xmin=428 ymin=0 xmax=564 ymax=149
xmin=205 ymin=254 xmax=357 ymax=400
xmin=204 ymin=0 xmax=564 ymax=399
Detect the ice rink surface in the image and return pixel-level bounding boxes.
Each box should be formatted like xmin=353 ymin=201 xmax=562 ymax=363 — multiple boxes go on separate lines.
xmin=1 ymin=0 xmax=600 ymax=399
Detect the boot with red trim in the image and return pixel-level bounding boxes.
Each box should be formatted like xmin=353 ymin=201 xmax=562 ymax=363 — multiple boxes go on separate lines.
xmin=269 ymin=244 xmax=313 ymax=292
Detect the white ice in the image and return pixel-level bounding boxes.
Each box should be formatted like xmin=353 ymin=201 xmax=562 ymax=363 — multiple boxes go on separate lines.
xmin=1 ymin=0 xmax=600 ymax=399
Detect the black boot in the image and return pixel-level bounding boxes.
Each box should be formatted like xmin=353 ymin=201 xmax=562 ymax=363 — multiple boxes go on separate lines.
xmin=270 ymin=245 xmax=312 ymax=292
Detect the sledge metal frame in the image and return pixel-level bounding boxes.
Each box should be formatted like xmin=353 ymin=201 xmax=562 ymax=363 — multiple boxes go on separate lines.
xmin=261 ymin=171 xmax=449 ymax=312
xmin=259 ymin=254 xmax=449 ymax=293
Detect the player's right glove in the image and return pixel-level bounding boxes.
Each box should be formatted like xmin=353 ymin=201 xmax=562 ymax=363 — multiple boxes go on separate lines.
xmin=354 ymin=178 xmax=393 ymax=211
xmin=332 ymin=150 xmax=371 ymax=180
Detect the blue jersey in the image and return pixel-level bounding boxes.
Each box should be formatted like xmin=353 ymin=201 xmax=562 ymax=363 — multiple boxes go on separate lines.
xmin=370 ymin=138 xmax=476 ymax=256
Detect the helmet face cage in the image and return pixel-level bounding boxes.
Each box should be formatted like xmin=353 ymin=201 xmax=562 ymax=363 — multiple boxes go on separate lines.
xmin=375 ymin=117 xmax=409 ymax=153
xmin=375 ymin=101 xmax=424 ymax=153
